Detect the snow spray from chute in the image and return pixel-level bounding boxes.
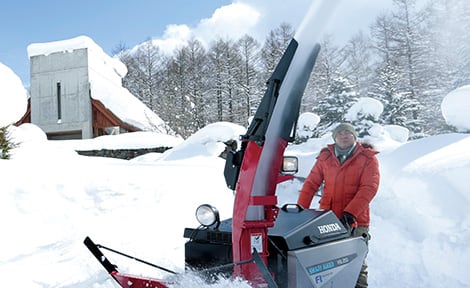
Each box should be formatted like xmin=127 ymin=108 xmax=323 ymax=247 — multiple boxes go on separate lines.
xmin=246 ymin=0 xmax=343 ymax=221
xmin=228 ymin=0 xmax=345 ymax=285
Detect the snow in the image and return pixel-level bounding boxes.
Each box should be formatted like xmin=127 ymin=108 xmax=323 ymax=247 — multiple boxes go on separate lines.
xmin=27 ymin=35 xmax=127 ymax=79
xmin=345 ymin=97 xmax=384 ymax=122
xmin=296 ymin=112 xmax=320 ymax=139
xmin=2 ymin=40 xmax=470 ymax=288
xmin=157 ymin=122 xmax=245 ymax=161
xmin=0 ymin=62 xmax=28 ymax=127
xmin=442 ymin=85 xmax=470 ymax=132
xmin=2 ymin=118 xmax=470 ymax=288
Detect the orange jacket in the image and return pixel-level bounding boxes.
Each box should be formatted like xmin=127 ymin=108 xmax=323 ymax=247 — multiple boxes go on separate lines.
xmin=297 ymin=142 xmax=380 ymax=226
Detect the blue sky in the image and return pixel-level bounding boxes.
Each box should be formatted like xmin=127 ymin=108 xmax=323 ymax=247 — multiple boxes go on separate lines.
xmin=0 ymin=0 xmax=233 ymax=85
xmin=0 ymin=0 xmax=394 ymax=86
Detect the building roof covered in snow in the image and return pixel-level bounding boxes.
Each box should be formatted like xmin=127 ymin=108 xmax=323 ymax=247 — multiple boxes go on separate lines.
xmin=24 ymin=35 xmax=170 ymax=137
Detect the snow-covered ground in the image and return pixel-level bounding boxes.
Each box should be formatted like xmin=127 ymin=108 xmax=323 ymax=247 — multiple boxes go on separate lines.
xmin=2 ymin=35 xmax=470 ymax=287
xmin=1 ymin=119 xmax=470 ymax=288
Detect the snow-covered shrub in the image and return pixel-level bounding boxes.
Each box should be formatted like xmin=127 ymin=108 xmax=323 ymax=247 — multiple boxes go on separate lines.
xmin=345 ymin=97 xmax=383 ymax=137
xmin=295 ymin=112 xmax=320 ymax=143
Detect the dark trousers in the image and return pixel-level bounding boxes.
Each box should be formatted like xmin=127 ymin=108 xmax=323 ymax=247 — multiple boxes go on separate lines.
xmin=352 ymin=226 xmax=370 ymax=288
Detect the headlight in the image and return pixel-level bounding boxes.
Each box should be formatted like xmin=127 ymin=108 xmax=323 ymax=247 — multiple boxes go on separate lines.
xmin=282 ymin=156 xmax=298 ymax=174
xmin=195 ymin=204 xmax=220 ymax=228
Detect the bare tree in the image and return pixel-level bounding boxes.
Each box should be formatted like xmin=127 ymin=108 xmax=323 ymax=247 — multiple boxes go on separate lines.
xmin=184 ymin=39 xmax=210 ymax=131
xmin=237 ymin=34 xmax=263 ymax=122
xmin=341 ymin=31 xmax=374 ymax=98
xmin=207 ymin=38 xmax=244 ymax=124
xmin=260 ymin=23 xmax=295 ymax=78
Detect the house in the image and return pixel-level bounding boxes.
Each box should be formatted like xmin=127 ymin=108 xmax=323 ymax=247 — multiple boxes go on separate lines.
xmin=17 ymin=36 xmax=169 ymax=140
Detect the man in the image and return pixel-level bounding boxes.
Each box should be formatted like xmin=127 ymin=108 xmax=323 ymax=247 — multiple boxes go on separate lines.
xmin=297 ymin=123 xmax=380 ymax=288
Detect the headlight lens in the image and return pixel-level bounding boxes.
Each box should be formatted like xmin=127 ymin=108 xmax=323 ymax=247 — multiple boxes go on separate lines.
xmin=282 ymin=156 xmax=298 ymax=174
xmin=195 ymin=204 xmax=220 ymax=227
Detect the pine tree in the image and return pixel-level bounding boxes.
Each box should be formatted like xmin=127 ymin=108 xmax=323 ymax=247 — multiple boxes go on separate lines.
xmin=371 ymin=62 xmax=406 ymax=126
xmin=369 ymin=7 xmax=424 ymax=135
xmin=315 ymin=77 xmax=357 ymax=131
xmin=306 ymin=36 xmax=354 ymax=134
xmin=115 ymin=0 xmax=470 ymax=138
xmin=369 ymin=14 xmax=413 ymax=127
xmin=0 ymin=126 xmax=16 ymax=160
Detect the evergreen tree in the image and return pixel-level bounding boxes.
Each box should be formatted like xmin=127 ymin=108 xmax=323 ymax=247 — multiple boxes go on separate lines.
xmin=369 ymin=7 xmax=423 ymax=135
xmin=345 ymin=98 xmax=384 ymax=138
xmin=306 ymin=35 xmax=352 ymax=134
xmin=307 ymin=36 xmax=345 ymax=107
xmin=116 ymin=0 xmax=470 ymax=138
xmin=314 ymin=77 xmax=357 ymax=132
xmin=371 ymin=62 xmax=407 ymax=126
xmin=0 ymin=126 xmax=16 ymax=160
xmin=369 ymin=14 xmax=413 ymax=127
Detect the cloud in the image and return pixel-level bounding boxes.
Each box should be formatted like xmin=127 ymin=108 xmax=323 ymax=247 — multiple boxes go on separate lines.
xmin=149 ymin=24 xmax=192 ymax=54
xmin=139 ymin=2 xmax=262 ymax=54
xmin=194 ymin=2 xmax=261 ymax=44
xmin=134 ymin=0 xmax=393 ymax=56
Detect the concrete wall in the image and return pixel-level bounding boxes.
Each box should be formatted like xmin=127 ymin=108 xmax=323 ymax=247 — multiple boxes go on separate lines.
xmin=30 ymin=48 xmax=93 ymax=139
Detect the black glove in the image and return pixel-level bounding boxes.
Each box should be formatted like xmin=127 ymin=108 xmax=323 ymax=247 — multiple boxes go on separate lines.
xmin=340 ymin=212 xmax=356 ymax=232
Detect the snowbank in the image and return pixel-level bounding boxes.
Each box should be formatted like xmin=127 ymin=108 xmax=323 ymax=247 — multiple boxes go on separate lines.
xmin=442 ymin=85 xmax=470 ymax=132
xmin=0 ymin=63 xmax=28 ymax=127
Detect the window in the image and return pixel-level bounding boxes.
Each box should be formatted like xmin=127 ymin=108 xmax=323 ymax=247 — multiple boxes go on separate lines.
xmin=57 ymin=82 xmax=62 ymax=121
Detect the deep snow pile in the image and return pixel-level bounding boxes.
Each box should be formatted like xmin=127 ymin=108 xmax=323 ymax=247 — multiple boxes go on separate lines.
xmin=2 ymin=62 xmax=470 ymax=287
xmin=368 ymin=133 xmax=470 ymax=287
xmin=1 ymin=121 xmax=469 ymax=287
xmin=1 ymin=123 xmax=240 ymax=288
xmin=441 ymin=85 xmax=470 ymax=132
xmin=0 ymin=63 xmax=27 ymax=127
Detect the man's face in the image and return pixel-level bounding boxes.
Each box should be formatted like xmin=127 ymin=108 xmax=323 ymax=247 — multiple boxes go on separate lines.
xmin=335 ymin=130 xmax=356 ymax=149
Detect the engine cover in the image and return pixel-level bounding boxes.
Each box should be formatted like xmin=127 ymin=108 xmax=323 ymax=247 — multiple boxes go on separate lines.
xmin=268 ymin=206 xmax=350 ymax=250
xmin=288 ymin=236 xmax=368 ymax=287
